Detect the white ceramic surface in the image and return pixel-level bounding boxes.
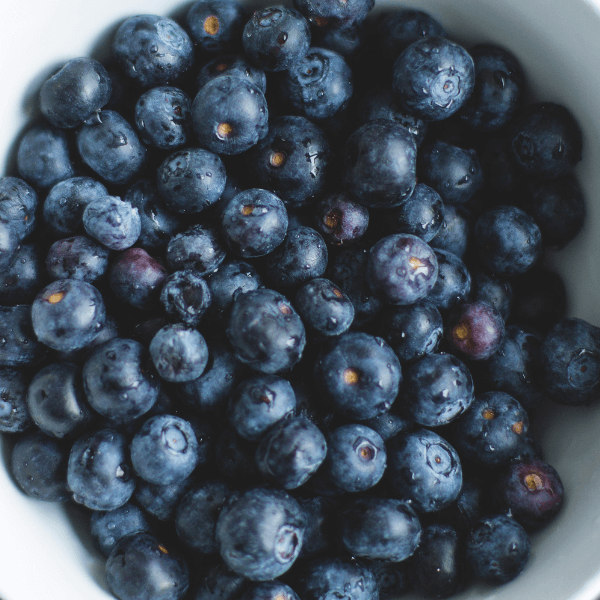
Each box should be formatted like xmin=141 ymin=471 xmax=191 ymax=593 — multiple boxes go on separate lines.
xmin=2 ymin=1 xmax=600 ymax=599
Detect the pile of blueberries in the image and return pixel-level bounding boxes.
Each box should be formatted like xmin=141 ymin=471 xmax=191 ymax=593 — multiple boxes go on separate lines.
xmin=0 ymin=0 xmax=596 ymax=598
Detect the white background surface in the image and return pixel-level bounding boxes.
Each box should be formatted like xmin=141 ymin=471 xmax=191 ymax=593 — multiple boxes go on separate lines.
xmin=3 ymin=1 xmax=600 ymax=600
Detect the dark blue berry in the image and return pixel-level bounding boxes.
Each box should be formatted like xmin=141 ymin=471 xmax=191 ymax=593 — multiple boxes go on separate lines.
xmin=240 ymin=581 xmax=300 ymax=600
xmin=470 ymin=269 xmax=513 ymax=320
xmin=376 ymin=9 xmax=446 ymax=56
xmin=166 ymin=224 xmax=226 ymax=275
xmin=46 ymin=236 xmax=109 ymax=283
xmin=0 ymin=369 xmax=31 ymax=433
xmin=0 ymin=305 xmax=47 ymax=367
xmin=160 ymin=270 xmax=211 ymax=327
xmin=0 ymin=176 xmax=38 ymax=242
xmin=186 ymin=0 xmax=248 ymax=53
xmin=293 ymin=0 xmax=374 ymax=29
xmin=83 ymin=195 xmax=141 ymax=251
xmin=0 ymin=244 xmax=43 ymax=304
xmin=134 ymin=473 xmax=196 ymax=521
xmin=196 ymin=53 xmax=266 ymax=92
xmin=429 ymin=203 xmax=471 ymax=259
xmin=90 ymin=504 xmax=151 ymax=556
xmin=313 ymin=191 xmax=369 ymax=245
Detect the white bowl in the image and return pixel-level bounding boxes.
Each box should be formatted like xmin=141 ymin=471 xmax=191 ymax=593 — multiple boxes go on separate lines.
xmin=2 ymin=0 xmax=600 ymax=599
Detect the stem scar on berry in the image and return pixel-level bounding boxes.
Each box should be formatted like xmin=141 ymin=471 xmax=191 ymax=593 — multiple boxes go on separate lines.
xmin=217 ymin=122 xmax=234 ymax=139
xmin=47 ymin=291 xmax=65 ymax=304
xmin=343 ymin=368 xmax=360 ymax=385
xmin=204 ymin=16 xmax=220 ymax=35
xmin=270 ymin=151 xmax=286 ymax=167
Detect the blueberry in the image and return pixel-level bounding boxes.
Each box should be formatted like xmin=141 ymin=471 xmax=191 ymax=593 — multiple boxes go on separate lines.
xmin=343 ymin=120 xmax=417 ymax=209
xmin=112 ymin=15 xmax=194 ymax=88
xmin=393 ymin=37 xmax=475 ymax=121
xmin=46 ymin=236 xmax=109 ymax=283
xmin=196 ymin=53 xmax=266 ymax=92
xmin=43 ymin=176 xmax=108 ymax=238
xmin=186 ymin=0 xmax=248 ymax=53
xmin=509 ymin=102 xmax=583 ymax=179
xmin=419 ymin=140 xmax=483 ymax=205
xmin=227 ymin=288 xmax=306 ymax=374
xmin=134 ymin=473 xmax=196 ymax=521
xmin=191 ymin=75 xmax=269 ymax=155
xmin=106 ymin=533 xmax=189 ymax=600
xmin=495 ymin=459 xmax=564 ymax=530
xmin=27 ymin=362 xmax=94 ymax=439
xmin=83 ymin=195 xmax=141 ymax=251
xmin=446 ymin=300 xmax=505 ymax=361
xmin=160 ymin=270 xmax=212 ymax=327
xmin=370 ymin=560 xmax=411 ymax=600
xmin=0 ymin=244 xmax=43 ymax=304
xmin=216 ymin=486 xmax=306 ymax=580
xmin=255 ymin=416 xmax=327 ymax=489
xmin=367 ymin=234 xmax=438 ymax=305
xmin=166 ymin=224 xmax=226 ymax=276
xmin=522 ymin=175 xmax=586 ymax=250
xmin=401 ymin=352 xmax=474 ymax=427
xmin=177 ymin=343 xmax=245 ymax=413
xmin=480 ymin=325 xmax=545 ymax=412
xmin=294 ymin=277 xmax=354 ymax=337
xmin=429 ymin=203 xmax=471 ymax=259
xmin=473 ymin=205 xmax=542 ymax=275
xmin=228 ymin=374 xmax=296 ymax=441
xmin=243 ymin=7 xmax=311 ymax=72
xmin=109 ymin=247 xmax=168 ymax=310
xmin=150 ymin=324 xmax=209 ymax=383
xmin=458 ymin=44 xmax=525 ymax=132
xmin=0 ymin=305 xmax=46 ymax=367
xmin=124 ymin=180 xmax=182 ymax=252
xmin=470 ymin=269 xmax=513 ymax=321
xmin=40 ymin=58 xmax=112 ymax=128
xmin=313 ymin=22 xmax=363 ymax=60
xmin=240 ymin=581 xmax=300 ymax=600
xmin=11 ymin=430 xmax=70 ymax=501
xmin=68 ymin=428 xmax=136 ymax=510
xmin=221 ymin=189 xmax=288 ymax=258
xmin=293 ymin=0 xmax=374 ymax=29
xmin=379 ymin=301 xmax=443 ymax=363
xmin=296 ymin=557 xmax=378 ymax=600
xmin=131 ymin=414 xmax=199 ymax=485
xmin=408 ymin=523 xmax=464 ymax=598
xmin=375 ymin=9 xmax=447 ymax=56
xmin=193 ymin=564 xmax=248 ymax=600
xmin=426 ymin=249 xmax=471 ymax=312
xmin=90 ymin=503 xmax=151 ymax=556
xmin=157 ymin=148 xmax=227 ymax=214
xmin=135 ymin=86 xmax=192 ymax=150
xmin=246 ymin=116 xmax=329 ymax=207
xmin=322 ymin=424 xmax=386 ymax=493
xmin=297 ymin=496 xmax=338 ymax=558
xmin=361 ymin=412 xmax=413 ymax=442
xmin=387 ymin=429 xmax=462 ymax=513
xmin=314 ymin=332 xmax=401 ymax=419
xmin=77 ymin=110 xmax=146 ymax=185
xmin=0 ymin=176 xmax=38 ymax=242
xmin=313 ymin=191 xmax=369 ymax=246
xmin=339 ymin=497 xmax=421 ymax=561
xmin=263 ymin=226 xmax=328 ymax=288
xmin=215 ymin=427 xmax=261 ymax=487
xmin=279 ymin=47 xmax=353 ymax=120
xmin=83 ymin=337 xmax=160 ymax=423
xmin=31 ymin=279 xmax=106 ymax=352
xmin=466 ymin=515 xmax=531 ymax=583
xmin=453 ymin=391 xmax=530 ymax=466
xmin=0 ymin=369 xmax=31 ymax=433
xmin=539 ymin=317 xmax=600 ymax=405
xmin=17 ymin=125 xmax=74 ymax=189
xmin=175 ymin=480 xmax=231 ymax=553
xmin=205 ymin=260 xmax=262 ymax=324
xmin=327 ymin=245 xmax=383 ymax=326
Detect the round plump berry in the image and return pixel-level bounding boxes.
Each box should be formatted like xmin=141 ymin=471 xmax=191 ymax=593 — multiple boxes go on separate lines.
xmin=473 ymin=205 xmax=542 ymax=275
xmin=0 ymin=369 xmax=31 ymax=433
xmin=430 ymin=203 xmax=471 ymax=258
xmin=112 ymin=14 xmax=194 ymax=88
xmin=221 ymin=189 xmax=288 ymax=258
xmin=149 ymin=324 xmax=209 ymax=383
xmin=216 ymin=486 xmax=306 ymax=580
xmin=191 ymin=75 xmax=269 ymax=155
xmin=46 ymin=236 xmax=109 ymax=283
xmin=157 ymin=148 xmax=227 ymax=214
xmin=393 ymin=36 xmax=475 ymax=121
xmin=40 ymin=58 xmax=112 ymax=129
xmin=453 ymin=391 xmax=530 ymax=466
xmin=31 ymin=279 xmax=106 ymax=352
xmin=339 ymin=497 xmax=421 ymax=561
xmin=470 ymin=269 xmax=513 ymax=320
xmin=240 ymin=581 xmax=300 ymax=600
xmin=76 ymin=111 xmax=146 ymax=185
xmin=314 ymin=331 xmax=401 ymax=419
xmin=196 ymin=53 xmax=267 ymax=92
xmin=426 ymin=248 xmax=471 ymax=312
xmin=166 ymin=224 xmax=226 ymax=276
xmin=160 ymin=270 xmax=211 ymax=327
xmin=367 ymin=233 xmax=438 ymax=305
xmin=342 ymin=120 xmax=417 ymax=209
xmin=134 ymin=86 xmax=192 ymax=150
xmin=186 ymin=0 xmax=248 ymax=53
xmin=466 ymin=515 xmax=531 ymax=584
xmin=106 ymin=533 xmax=189 ymax=600
xmin=90 ymin=504 xmax=151 ymax=557
xmin=314 ymin=191 xmax=369 ymax=245
xmin=243 ymin=6 xmax=311 ymax=72
xmin=509 ymin=102 xmax=583 ymax=179
xmin=228 ymin=374 xmax=296 ymax=441
xmin=0 ymin=244 xmax=43 ymax=304
xmin=227 ymin=288 xmax=306 ymax=374
xmin=130 ymin=414 xmax=199 ymax=485
xmin=83 ymin=196 xmax=141 ymax=251
xmin=387 ymin=428 xmax=462 ymax=513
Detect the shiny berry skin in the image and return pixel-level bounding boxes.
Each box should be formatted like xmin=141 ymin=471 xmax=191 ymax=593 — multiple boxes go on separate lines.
xmin=314 ymin=191 xmax=369 ymax=245
xmin=366 ymin=234 xmax=438 ymax=305
xmin=166 ymin=224 xmax=226 ymax=276
xmin=83 ymin=196 xmax=141 ymax=251
xmin=160 ymin=270 xmax=212 ymax=327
